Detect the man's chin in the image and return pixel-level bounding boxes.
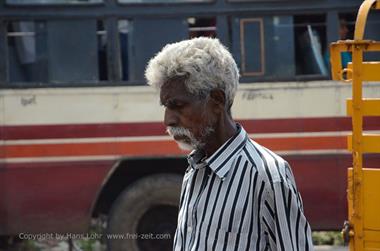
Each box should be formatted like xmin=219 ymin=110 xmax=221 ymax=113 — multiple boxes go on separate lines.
xmin=175 ymin=140 xmax=194 ymax=151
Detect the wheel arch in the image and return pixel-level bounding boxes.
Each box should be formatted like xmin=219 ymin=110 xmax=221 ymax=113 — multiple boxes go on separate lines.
xmin=91 ymin=156 xmax=187 ymax=218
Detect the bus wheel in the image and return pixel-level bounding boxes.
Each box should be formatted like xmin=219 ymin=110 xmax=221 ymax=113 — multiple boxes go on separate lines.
xmin=106 ymin=174 xmax=182 ymax=251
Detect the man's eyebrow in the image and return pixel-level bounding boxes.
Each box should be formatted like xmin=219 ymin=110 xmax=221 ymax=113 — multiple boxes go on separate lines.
xmin=159 ymin=95 xmax=170 ymax=106
xmin=160 ymin=97 xmax=173 ymax=107
xmin=163 ymin=98 xmax=188 ymax=107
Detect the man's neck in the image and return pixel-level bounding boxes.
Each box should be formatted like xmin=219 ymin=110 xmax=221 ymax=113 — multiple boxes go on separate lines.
xmin=203 ymin=117 xmax=237 ymax=157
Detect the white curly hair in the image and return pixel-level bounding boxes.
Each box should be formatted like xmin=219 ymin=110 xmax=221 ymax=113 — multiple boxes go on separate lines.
xmin=145 ymin=37 xmax=240 ymax=109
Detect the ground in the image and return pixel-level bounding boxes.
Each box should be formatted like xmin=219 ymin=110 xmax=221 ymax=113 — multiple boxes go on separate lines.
xmin=315 ymin=246 xmax=348 ymax=251
xmin=3 ymin=240 xmax=348 ymax=251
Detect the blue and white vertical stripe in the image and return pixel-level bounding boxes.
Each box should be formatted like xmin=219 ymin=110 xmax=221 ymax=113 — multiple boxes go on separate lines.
xmin=173 ymin=125 xmax=313 ymax=251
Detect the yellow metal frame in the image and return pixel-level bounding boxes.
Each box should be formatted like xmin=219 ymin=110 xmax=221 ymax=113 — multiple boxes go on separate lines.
xmin=330 ymin=1 xmax=380 ymax=250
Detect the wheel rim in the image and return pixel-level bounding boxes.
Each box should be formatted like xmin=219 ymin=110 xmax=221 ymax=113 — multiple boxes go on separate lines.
xmin=136 ymin=205 xmax=178 ymax=251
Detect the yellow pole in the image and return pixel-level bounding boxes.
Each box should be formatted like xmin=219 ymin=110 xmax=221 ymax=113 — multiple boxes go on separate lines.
xmin=351 ymin=43 xmax=364 ymax=251
xmin=354 ymin=0 xmax=377 ymax=40
xmin=350 ymin=1 xmax=380 ymax=249
xmin=330 ymin=2 xmax=380 ymax=250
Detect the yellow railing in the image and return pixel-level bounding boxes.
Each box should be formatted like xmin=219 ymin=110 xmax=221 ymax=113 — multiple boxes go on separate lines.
xmin=330 ymin=1 xmax=380 ymax=250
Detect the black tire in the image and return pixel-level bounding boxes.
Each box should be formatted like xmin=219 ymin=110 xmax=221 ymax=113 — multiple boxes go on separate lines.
xmin=107 ymin=174 xmax=182 ymax=251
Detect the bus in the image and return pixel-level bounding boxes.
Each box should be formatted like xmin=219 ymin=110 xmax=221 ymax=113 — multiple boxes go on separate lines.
xmin=0 ymin=0 xmax=379 ymax=250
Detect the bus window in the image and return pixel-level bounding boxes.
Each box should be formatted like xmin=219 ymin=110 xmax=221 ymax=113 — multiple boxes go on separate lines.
xmin=227 ymin=0 xmax=294 ymax=2
xmin=232 ymin=16 xmax=296 ymax=81
xmin=118 ymin=0 xmax=211 ymax=3
xmin=188 ymin=17 xmax=216 ymax=38
xmin=97 ymin=20 xmax=107 ymax=81
xmin=293 ymin=14 xmax=328 ymax=76
xmin=6 ymin=0 xmax=102 ymax=4
xmin=119 ymin=20 xmax=130 ymax=81
xmin=323 ymin=14 xmax=354 ymax=70
xmin=7 ymin=19 xmax=99 ymax=84
xmin=338 ymin=13 xmax=355 ymax=40
xmin=7 ymin=21 xmax=42 ymax=83
xmin=47 ymin=19 xmax=99 ymax=83
xmin=238 ymin=18 xmax=265 ymax=77
xmin=128 ymin=18 xmax=187 ymax=82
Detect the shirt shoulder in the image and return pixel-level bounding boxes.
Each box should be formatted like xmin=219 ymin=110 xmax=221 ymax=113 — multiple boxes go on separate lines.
xmin=243 ymin=138 xmax=295 ymax=186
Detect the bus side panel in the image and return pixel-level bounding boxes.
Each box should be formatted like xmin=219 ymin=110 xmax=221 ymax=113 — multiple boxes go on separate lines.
xmin=2 ymin=160 xmax=114 ymax=235
xmin=0 ymin=93 xmax=5 ymax=234
xmin=288 ymin=154 xmax=348 ymax=230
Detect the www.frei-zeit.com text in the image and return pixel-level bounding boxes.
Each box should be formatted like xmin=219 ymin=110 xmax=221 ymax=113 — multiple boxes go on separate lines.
xmin=18 ymin=232 xmax=171 ymax=241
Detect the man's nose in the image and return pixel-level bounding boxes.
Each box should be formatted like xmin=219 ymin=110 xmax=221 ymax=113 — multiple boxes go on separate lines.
xmin=164 ymin=108 xmax=179 ymax=127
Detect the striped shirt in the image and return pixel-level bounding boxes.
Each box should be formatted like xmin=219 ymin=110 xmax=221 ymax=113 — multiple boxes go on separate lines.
xmin=173 ymin=124 xmax=314 ymax=251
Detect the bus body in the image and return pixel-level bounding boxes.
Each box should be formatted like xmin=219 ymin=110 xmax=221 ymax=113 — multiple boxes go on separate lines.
xmin=0 ymin=0 xmax=380 ymax=248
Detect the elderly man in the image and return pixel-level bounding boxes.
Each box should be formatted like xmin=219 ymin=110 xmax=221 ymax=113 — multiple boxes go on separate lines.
xmin=145 ymin=37 xmax=313 ymax=251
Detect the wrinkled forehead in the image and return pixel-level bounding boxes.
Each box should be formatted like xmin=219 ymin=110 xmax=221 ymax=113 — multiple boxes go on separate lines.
xmin=160 ymin=77 xmax=192 ymax=103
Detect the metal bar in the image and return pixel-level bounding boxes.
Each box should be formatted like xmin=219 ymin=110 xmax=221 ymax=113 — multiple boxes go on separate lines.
xmin=362 ymin=168 xmax=380 ymax=243
xmin=0 ymin=21 xmax=9 ymax=84
xmin=351 ymin=43 xmax=364 ymax=251
xmin=0 ymin=4 xmax=363 ymax=20
xmin=4 ymin=0 xmax=103 ymax=5
xmin=7 ymin=31 xmax=35 ymax=37
xmin=354 ymin=0 xmax=377 ymax=40
xmin=347 ymin=62 xmax=380 ymax=81
xmin=105 ymin=17 xmax=121 ymax=82
xmin=329 ymin=41 xmax=380 ymax=81
xmin=347 ymin=168 xmax=354 ymax=251
xmin=347 ymin=99 xmax=380 ymax=116
xmin=35 ymin=20 xmax=48 ymax=82
xmin=97 ymin=30 xmax=106 ymax=35
xmin=330 ymin=42 xmax=343 ymax=80
xmin=330 ymin=41 xmax=380 ymax=52
xmin=348 ymin=134 xmax=380 ymax=153
xmin=329 ymin=1 xmax=380 ymax=250
xmin=188 ymin=26 xmax=216 ymax=31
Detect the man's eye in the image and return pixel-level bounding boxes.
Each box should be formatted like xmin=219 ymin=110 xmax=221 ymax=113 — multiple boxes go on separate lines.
xmin=174 ymin=103 xmax=185 ymax=108
xmin=168 ymin=101 xmax=185 ymax=109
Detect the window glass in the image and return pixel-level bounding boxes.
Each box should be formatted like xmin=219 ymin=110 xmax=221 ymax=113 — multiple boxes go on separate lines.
xmin=118 ymin=0 xmax=211 ymax=4
xmin=118 ymin=20 xmax=130 ymax=81
xmin=338 ymin=13 xmax=355 ymax=40
xmin=323 ymin=13 xmax=354 ymax=71
xmin=228 ymin=0 xmax=295 ymax=2
xmin=293 ymin=14 xmax=328 ymax=76
xmin=7 ymin=21 xmax=40 ymax=82
xmin=188 ymin=17 xmax=216 ymax=38
xmin=6 ymin=0 xmax=102 ymax=5
xmin=239 ymin=18 xmax=264 ymax=77
xmin=97 ymin=20 xmax=108 ymax=81
xmin=7 ymin=19 xmax=101 ymax=83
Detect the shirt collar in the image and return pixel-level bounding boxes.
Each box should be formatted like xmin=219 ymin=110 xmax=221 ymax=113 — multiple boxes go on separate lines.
xmin=187 ymin=149 xmax=208 ymax=170
xmin=187 ymin=124 xmax=248 ymax=179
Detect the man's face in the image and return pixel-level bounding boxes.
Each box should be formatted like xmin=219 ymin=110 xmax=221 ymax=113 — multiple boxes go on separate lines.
xmin=160 ymin=80 xmax=216 ymax=151
xmin=339 ymin=20 xmax=349 ymax=40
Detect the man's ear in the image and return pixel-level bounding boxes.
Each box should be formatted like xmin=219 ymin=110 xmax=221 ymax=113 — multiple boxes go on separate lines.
xmin=209 ymin=89 xmax=226 ymax=111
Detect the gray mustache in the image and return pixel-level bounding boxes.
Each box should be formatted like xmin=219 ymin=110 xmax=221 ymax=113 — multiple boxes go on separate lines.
xmin=166 ymin=127 xmax=193 ymax=138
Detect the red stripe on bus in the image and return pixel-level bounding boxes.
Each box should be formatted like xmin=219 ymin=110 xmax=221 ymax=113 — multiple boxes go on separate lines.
xmin=1 ymin=136 xmax=347 ymax=158
xmin=1 ymin=116 xmax=379 ymax=140
xmin=3 ymin=154 xmax=379 ymax=232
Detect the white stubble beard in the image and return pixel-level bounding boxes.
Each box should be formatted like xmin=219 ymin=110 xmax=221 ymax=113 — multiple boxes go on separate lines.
xmin=166 ymin=126 xmax=214 ymax=151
